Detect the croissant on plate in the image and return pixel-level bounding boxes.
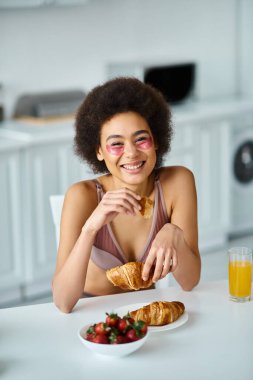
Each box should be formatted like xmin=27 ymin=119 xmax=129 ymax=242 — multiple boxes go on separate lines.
xmin=106 ymin=262 xmax=153 ymax=290
xmin=129 ymin=301 xmax=185 ymax=326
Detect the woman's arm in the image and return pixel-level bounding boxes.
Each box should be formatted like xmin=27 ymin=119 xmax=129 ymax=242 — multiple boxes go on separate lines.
xmin=142 ymin=166 xmax=201 ymax=290
xmin=52 ymin=181 xmax=141 ymax=313
xmin=52 ymin=182 xmax=98 ymax=313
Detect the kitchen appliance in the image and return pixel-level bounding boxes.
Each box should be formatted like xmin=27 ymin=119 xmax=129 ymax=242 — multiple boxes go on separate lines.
xmin=107 ymin=62 xmax=196 ymax=104
xmin=229 ymin=114 xmax=253 ymax=236
xmin=13 ymin=89 xmax=85 ymax=119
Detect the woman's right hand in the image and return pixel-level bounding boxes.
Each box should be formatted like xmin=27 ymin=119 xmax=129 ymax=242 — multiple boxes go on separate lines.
xmin=83 ymin=188 xmax=141 ymax=233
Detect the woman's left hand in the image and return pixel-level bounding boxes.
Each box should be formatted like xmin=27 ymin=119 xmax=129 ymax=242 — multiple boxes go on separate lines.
xmin=142 ymin=223 xmax=185 ymax=282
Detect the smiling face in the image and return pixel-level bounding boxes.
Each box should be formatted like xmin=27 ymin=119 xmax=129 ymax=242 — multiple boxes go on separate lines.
xmin=96 ymin=112 xmax=157 ymax=187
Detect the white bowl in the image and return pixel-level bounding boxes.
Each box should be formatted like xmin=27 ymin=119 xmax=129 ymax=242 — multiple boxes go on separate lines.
xmin=78 ymin=324 xmax=149 ymax=357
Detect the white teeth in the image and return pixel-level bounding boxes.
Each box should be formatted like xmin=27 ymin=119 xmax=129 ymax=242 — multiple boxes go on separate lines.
xmin=123 ymin=162 xmax=143 ymax=170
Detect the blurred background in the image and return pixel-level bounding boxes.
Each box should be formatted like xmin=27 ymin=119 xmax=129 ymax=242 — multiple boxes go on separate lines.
xmin=0 ymin=0 xmax=253 ymax=308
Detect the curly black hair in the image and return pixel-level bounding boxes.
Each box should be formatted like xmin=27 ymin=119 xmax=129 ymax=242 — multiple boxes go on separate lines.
xmin=74 ymin=77 xmax=173 ymax=173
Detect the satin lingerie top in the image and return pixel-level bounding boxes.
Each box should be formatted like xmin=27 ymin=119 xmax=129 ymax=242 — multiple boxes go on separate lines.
xmin=90 ymin=176 xmax=169 ymax=270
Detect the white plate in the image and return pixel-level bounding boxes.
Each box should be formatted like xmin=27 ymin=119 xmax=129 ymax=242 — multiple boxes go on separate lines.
xmin=114 ymin=302 xmax=188 ymax=333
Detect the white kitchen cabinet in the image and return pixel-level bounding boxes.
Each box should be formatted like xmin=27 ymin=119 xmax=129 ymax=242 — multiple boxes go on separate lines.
xmin=164 ymin=123 xmax=195 ymax=170
xmin=0 ymin=139 xmax=24 ymax=304
xmin=195 ymin=120 xmax=230 ymax=251
xmin=21 ymin=140 xmax=91 ymax=298
xmin=0 ymin=122 xmax=89 ymax=305
xmin=57 ymin=143 xmax=93 ymax=190
xmin=164 ymin=118 xmax=230 ymax=253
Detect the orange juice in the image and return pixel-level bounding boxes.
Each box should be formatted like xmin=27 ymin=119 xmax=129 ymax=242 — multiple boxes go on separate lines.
xmin=229 ymin=260 xmax=252 ymax=298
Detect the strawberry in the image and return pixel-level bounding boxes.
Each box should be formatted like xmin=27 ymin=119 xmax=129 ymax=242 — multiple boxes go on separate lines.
xmin=85 ymin=325 xmax=96 ymax=341
xmin=117 ymin=318 xmax=128 ymax=333
xmin=92 ymin=334 xmax=109 ymax=344
xmin=85 ymin=333 xmax=95 ymax=341
xmin=126 ymin=328 xmax=140 ymax=341
xmin=108 ymin=327 xmax=119 ymax=343
xmin=114 ymin=335 xmax=130 ymax=344
xmin=94 ymin=322 xmax=110 ymax=335
xmin=133 ymin=320 xmax=148 ymax=335
xmin=105 ymin=313 xmax=119 ymax=327
xmin=124 ymin=313 xmax=135 ymax=325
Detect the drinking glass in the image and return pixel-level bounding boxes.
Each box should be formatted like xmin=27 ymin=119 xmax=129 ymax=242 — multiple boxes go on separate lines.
xmin=228 ymin=246 xmax=252 ymax=302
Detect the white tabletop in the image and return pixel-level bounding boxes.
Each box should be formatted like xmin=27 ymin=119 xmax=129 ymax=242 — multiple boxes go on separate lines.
xmin=0 ymin=280 xmax=252 ymax=380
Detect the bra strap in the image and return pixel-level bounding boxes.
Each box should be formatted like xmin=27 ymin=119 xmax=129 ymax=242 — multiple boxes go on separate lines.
xmin=93 ymin=179 xmax=104 ymax=202
xmin=154 ymin=169 xmax=160 ymax=182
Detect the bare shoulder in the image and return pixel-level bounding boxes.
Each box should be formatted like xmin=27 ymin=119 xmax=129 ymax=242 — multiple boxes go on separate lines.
xmin=158 ymin=166 xmax=197 ymax=210
xmin=64 ymin=179 xmax=98 ymax=217
xmin=159 ymin=165 xmax=196 ymax=188
xmin=65 ymin=179 xmax=97 ymax=200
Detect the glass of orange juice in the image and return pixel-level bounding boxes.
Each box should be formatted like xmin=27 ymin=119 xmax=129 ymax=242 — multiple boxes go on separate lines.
xmin=228 ymin=247 xmax=252 ymax=302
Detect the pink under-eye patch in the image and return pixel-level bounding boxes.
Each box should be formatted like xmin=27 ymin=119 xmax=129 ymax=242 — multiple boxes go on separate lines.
xmin=106 ymin=144 xmax=124 ymax=156
xmin=106 ymin=137 xmax=153 ymax=156
xmin=136 ymin=137 xmax=153 ymax=150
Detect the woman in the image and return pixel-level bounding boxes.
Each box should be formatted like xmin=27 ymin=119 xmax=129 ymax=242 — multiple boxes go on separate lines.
xmin=52 ymin=77 xmax=201 ymax=313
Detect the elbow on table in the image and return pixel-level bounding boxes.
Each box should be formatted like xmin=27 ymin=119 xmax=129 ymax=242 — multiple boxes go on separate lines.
xmin=181 ymin=283 xmax=195 ymax=292
xmin=181 ymin=262 xmax=201 ymax=291
xmin=181 ymin=275 xmax=200 ymax=292
xmin=51 ymin=281 xmax=75 ymax=313
xmin=53 ymin=297 xmax=74 ymax=314
xmin=52 ymin=289 xmax=75 ymax=313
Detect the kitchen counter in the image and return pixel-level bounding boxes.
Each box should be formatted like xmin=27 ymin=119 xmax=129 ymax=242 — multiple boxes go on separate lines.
xmin=172 ymin=96 xmax=253 ymax=124
xmin=0 ymin=118 xmax=75 ymax=146
xmin=0 ymin=96 xmax=253 ymax=147
xmin=0 ymin=135 xmax=27 ymax=151
xmin=0 ymin=280 xmax=252 ymax=380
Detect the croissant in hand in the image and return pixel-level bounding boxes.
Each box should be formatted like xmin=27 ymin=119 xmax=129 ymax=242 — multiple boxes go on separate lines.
xmin=139 ymin=196 xmax=154 ymax=219
xmin=129 ymin=301 xmax=185 ymax=326
xmin=106 ymin=262 xmax=153 ymax=291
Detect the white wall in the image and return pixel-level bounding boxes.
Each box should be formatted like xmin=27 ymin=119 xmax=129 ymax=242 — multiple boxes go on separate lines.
xmin=238 ymin=0 xmax=253 ymax=96
xmin=0 ymin=0 xmax=243 ymax=118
